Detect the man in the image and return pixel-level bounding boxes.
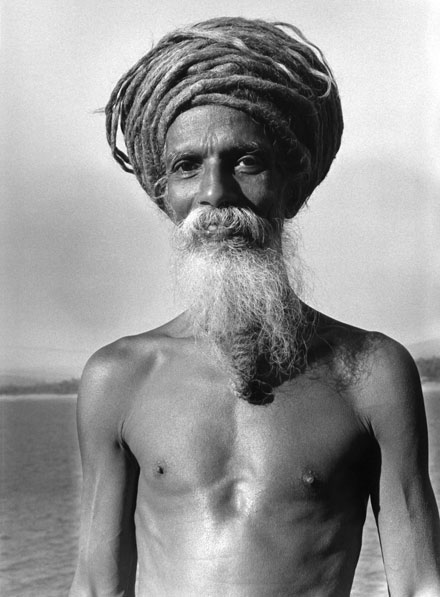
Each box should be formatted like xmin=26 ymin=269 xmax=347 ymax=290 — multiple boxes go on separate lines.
xmin=70 ymin=17 xmax=440 ymax=597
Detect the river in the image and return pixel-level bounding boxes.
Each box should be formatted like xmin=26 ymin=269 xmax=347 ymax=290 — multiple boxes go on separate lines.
xmin=1 ymin=384 xmax=439 ymax=596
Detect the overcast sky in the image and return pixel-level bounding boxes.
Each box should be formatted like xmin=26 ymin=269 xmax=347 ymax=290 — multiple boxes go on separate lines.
xmin=1 ymin=0 xmax=440 ymax=376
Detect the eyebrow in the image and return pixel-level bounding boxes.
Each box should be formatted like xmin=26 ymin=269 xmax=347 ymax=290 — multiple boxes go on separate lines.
xmin=165 ymin=141 xmax=268 ymax=166
xmin=165 ymin=149 xmax=198 ymax=168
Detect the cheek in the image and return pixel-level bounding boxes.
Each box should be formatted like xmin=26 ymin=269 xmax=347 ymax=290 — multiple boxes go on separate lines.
xmin=240 ymin=174 xmax=282 ymax=217
xmin=165 ymin=180 xmax=195 ymax=221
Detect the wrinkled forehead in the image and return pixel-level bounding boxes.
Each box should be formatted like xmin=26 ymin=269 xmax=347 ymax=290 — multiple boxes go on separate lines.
xmin=164 ymin=105 xmax=275 ymax=163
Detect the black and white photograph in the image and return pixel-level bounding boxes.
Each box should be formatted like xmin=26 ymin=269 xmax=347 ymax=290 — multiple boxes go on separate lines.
xmin=1 ymin=1 xmax=439 ymax=596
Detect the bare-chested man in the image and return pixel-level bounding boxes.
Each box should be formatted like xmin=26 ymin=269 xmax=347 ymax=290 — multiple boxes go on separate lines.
xmin=69 ymin=17 xmax=440 ymax=597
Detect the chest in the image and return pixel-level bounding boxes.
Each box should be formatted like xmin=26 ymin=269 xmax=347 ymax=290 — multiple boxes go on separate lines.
xmin=123 ymin=362 xmax=370 ymax=505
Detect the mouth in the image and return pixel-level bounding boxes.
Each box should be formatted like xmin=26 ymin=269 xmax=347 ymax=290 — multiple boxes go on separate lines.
xmin=202 ymin=223 xmax=234 ymax=240
xmin=197 ymin=224 xmax=256 ymax=246
xmin=180 ymin=206 xmax=276 ymax=248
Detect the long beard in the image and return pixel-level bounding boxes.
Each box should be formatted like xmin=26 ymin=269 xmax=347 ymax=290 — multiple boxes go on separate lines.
xmin=172 ymin=206 xmax=309 ymax=403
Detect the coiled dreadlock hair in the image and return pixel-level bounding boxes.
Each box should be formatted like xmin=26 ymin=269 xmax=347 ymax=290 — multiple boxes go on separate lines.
xmin=106 ymin=17 xmax=343 ymax=214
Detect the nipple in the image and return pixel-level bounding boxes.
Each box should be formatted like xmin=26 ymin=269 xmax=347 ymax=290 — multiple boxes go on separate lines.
xmin=155 ymin=463 xmax=165 ymax=476
xmin=301 ymin=470 xmax=316 ymax=486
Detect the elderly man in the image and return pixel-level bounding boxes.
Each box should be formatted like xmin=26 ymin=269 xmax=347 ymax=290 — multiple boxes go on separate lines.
xmin=70 ymin=17 xmax=440 ymax=597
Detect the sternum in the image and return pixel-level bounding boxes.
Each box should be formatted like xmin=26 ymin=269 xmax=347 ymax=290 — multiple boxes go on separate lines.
xmin=209 ymin=475 xmax=261 ymax=520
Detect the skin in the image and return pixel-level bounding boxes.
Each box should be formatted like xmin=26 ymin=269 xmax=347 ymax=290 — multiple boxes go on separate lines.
xmin=70 ymin=106 xmax=440 ymax=597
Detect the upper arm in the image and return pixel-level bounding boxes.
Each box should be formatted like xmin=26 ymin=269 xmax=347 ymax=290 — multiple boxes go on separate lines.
xmin=365 ymin=338 xmax=440 ymax=596
xmin=70 ymin=345 xmax=139 ymax=597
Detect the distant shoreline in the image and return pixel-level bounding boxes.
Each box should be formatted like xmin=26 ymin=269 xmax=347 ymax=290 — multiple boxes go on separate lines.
xmin=0 ymin=393 xmax=78 ymax=400
xmin=0 ymin=378 xmax=79 ymax=395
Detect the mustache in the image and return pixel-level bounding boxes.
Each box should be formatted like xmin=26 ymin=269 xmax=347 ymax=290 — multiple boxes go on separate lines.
xmin=178 ymin=206 xmax=283 ymax=248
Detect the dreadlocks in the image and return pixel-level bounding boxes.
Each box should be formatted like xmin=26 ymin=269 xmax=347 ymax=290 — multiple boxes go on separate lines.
xmin=105 ymin=16 xmax=343 ymax=213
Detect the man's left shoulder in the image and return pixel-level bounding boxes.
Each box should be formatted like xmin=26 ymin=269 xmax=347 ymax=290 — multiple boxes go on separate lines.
xmin=345 ymin=329 xmax=423 ymax=412
xmin=363 ymin=332 xmax=420 ymax=385
xmin=313 ymin=313 xmax=422 ymax=406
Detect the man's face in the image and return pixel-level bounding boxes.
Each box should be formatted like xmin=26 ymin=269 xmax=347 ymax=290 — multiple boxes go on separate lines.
xmin=164 ymin=105 xmax=293 ymax=223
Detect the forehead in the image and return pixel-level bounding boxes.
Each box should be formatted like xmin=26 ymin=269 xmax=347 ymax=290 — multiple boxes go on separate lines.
xmin=165 ymin=105 xmax=272 ymax=156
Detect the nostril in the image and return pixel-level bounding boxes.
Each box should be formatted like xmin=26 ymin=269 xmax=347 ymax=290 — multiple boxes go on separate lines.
xmin=197 ymin=165 xmax=242 ymax=208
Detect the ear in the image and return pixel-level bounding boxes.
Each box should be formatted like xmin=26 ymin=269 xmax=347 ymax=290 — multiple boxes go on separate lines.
xmin=281 ymin=177 xmax=304 ymax=219
xmin=284 ymin=201 xmax=299 ymax=219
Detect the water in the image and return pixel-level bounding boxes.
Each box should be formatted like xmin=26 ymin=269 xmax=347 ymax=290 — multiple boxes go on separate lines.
xmin=0 ymin=396 xmax=81 ymax=596
xmin=1 ymin=386 xmax=439 ymax=597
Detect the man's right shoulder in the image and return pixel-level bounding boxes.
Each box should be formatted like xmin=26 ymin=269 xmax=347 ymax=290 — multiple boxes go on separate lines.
xmin=83 ymin=333 xmax=154 ymax=381
xmin=78 ymin=330 xmax=170 ymax=417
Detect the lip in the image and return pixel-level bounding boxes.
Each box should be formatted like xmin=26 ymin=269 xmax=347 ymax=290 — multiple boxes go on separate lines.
xmin=199 ymin=224 xmax=234 ymax=239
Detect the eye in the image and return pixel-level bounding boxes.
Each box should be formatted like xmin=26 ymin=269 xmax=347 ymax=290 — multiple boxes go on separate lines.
xmin=171 ymin=158 xmax=200 ymax=177
xmin=235 ymin=153 xmax=265 ymax=174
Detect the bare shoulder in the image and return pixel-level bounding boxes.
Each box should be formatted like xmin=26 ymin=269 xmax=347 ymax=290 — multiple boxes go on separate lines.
xmin=361 ymin=331 xmax=421 ymax=394
xmin=77 ymin=337 xmax=144 ymax=444
xmin=77 ymin=318 xmax=186 ymax=439
xmin=353 ymin=332 xmax=425 ymax=436
xmin=310 ymin=311 xmax=422 ymax=409
xmin=82 ymin=333 xmax=155 ymax=382
xmin=81 ymin=314 xmax=188 ymax=392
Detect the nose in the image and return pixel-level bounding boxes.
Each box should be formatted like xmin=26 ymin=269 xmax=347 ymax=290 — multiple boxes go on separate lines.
xmin=196 ymin=160 xmax=241 ymax=208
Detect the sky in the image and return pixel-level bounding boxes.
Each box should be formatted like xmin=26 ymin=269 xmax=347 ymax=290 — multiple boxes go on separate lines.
xmin=1 ymin=0 xmax=440 ymax=377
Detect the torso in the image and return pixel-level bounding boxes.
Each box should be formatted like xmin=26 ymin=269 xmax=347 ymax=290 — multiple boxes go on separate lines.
xmin=117 ymin=312 xmax=377 ymax=596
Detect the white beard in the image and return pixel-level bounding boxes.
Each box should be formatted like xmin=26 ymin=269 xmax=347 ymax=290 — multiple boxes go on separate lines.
xmin=172 ymin=206 xmax=310 ymax=403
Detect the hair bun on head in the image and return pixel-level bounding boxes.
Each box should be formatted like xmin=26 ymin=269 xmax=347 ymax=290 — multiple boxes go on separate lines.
xmin=106 ymin=16 xmax=343 ymax=214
